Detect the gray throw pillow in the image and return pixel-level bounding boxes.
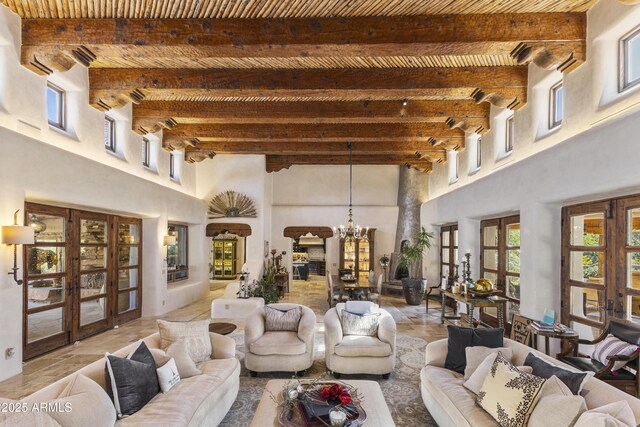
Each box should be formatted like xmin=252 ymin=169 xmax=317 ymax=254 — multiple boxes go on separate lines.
xmin=524 ymin=352 xmax=594 ymax=395
xmin=104 ymin=341 xmax=160 ymax=418
xmin=265 ymin=305 xmax=302 ymax=332
xmin=341 ymin=310 xmax=381 ymax=336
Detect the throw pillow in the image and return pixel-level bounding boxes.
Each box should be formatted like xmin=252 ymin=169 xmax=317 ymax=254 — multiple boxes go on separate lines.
xmin=344 ymin=301 xmax=378 ymax=315
xmin=477 ymin=351 xmax=546 ymax=427
xmin=463 ymin=351 xmax=528 ymax=395
xmin=574 ymin=401 xmax=636 ymax=427
xmin=592 ymin=334 xmax=638 ymax=372
xmin=156 ymin=358 xmax=181 ymax=393
xmin=464 ymin=346 xmax=513 ymax=379
xmin=524 ymin=352 xmax=594 ymax=395
xmin=341 ymin=310 xmax=381 ymax=336
xmin=528 ymin=374 xmax=584 ymax=427
xmin=265 ymin=305 xmax=302 ymax=332
xmin=105 ymin=341 xmax=160 ymax=418
xmin=157 ymin=319 xmax=212 ymax=364
xmin=47 ymin=374 xmax=116 ymax=427
xmin=150 ymin=339 xmax=201 ymax=379
xmin=445 ymin=325 xmax=504 ymax=374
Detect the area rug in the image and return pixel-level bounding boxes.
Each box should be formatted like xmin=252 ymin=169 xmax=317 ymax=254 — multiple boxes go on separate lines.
xmin=218 ymin=328 xmax=437 ymax=427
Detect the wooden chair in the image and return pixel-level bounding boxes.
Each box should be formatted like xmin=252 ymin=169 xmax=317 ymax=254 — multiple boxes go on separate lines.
xmin=560 ymin=318 xmax=640 ymax=397
xmin=510 ymin=314 xmax=532 ymax=346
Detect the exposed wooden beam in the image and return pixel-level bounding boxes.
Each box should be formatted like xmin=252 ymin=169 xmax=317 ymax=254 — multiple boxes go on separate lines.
xmin=88 ymin=67 xmax=528 ymax=110
xmin=162 ymin=123 xmax=465 ymax=150
xmin=132 ymin=100 xmax=490 ymax=134
xmin=263 ymin=154 xmax=434 ymax=173
xmin=181 ymin=140 xmax=448 ymax=156
xmin=20 ymin=14 xmax=585 ymax=72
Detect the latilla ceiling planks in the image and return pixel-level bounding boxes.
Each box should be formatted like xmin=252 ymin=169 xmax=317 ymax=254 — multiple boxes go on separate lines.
xmin=2 ymin=0 xmax=615 ymax=172
xmin=1 ymin=0 xmax=597 ymax=19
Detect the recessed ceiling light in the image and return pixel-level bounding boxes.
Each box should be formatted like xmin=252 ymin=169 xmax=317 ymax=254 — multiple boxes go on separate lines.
xmin=402 ymin=99 xmax=408 ymax=106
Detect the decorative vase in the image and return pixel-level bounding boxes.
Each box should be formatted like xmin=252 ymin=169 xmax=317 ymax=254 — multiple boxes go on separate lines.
xmin=401 ymin=278 xmax=427 ymax=305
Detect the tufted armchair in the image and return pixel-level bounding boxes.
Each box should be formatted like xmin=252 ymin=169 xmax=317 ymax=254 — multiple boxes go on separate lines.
xmin=244 ymin=303 xmax=316 ymax=377
xmin=324 ymin=302 xmax=396 ymax=379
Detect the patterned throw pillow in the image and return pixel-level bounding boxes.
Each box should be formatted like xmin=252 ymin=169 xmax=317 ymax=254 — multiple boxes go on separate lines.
xmin=592 ymin=334 xmax=638 ymax=372
xmin=477 ymin=352 xmax=546 ymax=427
xmin=341 ymin=311 xmax=381 ymax=336
xmin=157 ymin=319 xmax=212 ymax=364
xmin=265 ymin=305 xmax=302 ymax=332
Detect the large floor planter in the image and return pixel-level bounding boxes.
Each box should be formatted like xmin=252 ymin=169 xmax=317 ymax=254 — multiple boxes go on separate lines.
xmin=402 ymin=278 xmax=427 ymax=305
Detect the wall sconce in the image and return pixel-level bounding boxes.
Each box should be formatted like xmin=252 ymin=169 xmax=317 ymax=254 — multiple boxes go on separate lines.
xmin=1 ymin=210 xmax=35 ymax=285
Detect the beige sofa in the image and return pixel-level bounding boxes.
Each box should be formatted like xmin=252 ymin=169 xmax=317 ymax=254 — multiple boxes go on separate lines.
xmin=324 ymin=304 xmax=396 ymax=378
xmin=244 ymin=303 xmax=316 ymax=375
xmin=22 ymin=332 xmax=240 ymax=427
xmin=421 ymin=337 xmax=640 ymax=427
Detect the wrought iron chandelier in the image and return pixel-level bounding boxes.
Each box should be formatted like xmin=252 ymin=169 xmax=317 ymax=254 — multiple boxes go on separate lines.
xmin=333 ymin=142 xmax=369 ymax=243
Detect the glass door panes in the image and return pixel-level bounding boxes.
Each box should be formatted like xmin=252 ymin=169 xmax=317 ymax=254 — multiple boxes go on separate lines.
xmin=212 ymin=239 xmax=236 ymax=279
xmin=618 ymin=198 xmax=640 ymax=324
xmin=358 ymin=240 xmax=370 ymax=276
xmin=480 ymin=215 xmax=521 ymax=326
xmin=76 ymin=214 xmax=110 ymax=336
xmin=344 ymin=240 xmax=356 ymax=272
xmin=116 ymin=219 xmax=142 ymax=320
xmin=440 ymin=224 xmax=458 ymax=282
xmin=562 ymin=202 xmax=610 ymax=343
xmin=23 ymin=205 xmax=71 ymax=359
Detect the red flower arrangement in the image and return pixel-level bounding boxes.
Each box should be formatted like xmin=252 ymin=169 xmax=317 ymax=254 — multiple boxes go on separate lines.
xmin=319 ymin=384 xmax=352 ymax=404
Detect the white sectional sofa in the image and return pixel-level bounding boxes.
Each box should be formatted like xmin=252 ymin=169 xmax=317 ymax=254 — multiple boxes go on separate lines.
xmin=22 ymin=332 xmax=240 ymax=427
xmin=421 ymin=337 xmax=640 ymax=427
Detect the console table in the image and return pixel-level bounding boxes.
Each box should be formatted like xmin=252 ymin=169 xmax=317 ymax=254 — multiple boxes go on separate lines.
xmin=441 ymin=290 xmax=508 ymax=330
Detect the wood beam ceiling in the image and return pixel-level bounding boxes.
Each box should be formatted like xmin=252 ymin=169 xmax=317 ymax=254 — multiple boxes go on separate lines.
xmin=88 ymin=66 xmax=529 ymax=110
xmin=5 ymin=0 xmax=613 ymax=172
xmin=162 ymin=123 xmax=465 ymax=150
xmin=132 ymin=100 xmax=490 ymax=135
xmin=263 ymin=154 xmax=435 ymax=173
xmin=20 ymin=14 xmax=585 ymax=74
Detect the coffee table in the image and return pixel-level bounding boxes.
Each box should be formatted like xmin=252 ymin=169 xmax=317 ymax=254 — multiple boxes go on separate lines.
xmin=249 ymin=379 xmax=395 ymax=426
xmin=209 ymin=322 xmax=237 ymax=335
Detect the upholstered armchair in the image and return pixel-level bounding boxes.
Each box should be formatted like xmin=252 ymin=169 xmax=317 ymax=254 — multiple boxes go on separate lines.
xmin=244 ymin=303 xmax=316 ymax=376
xmin=324 ymin=302 xmax=396 ymax=379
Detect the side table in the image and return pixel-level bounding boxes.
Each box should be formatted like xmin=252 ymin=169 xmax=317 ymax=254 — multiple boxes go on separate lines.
xmin=530 ymin=327 xmax=579 ymax=358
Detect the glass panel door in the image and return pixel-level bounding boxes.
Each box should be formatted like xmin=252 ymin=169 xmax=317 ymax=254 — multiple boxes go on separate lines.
xmin=358 ymin=239 xmax=370 ymax=277
xmin=617 ymin=197 xmax=640 ymax=324
xmin=74 ymin=211 xmax=111 ymax=339
xmin=115 ymin=218 xmax=142 ymax=323
xmin=23 ymin=204 xmax=71 ymax=359
xmin=562 ymin=201 xmax=611 ymax=345
xmin=344 ymin=240 xmax=356 ymax=273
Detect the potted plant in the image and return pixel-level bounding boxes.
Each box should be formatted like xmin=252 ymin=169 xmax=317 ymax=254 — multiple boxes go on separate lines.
xmin=398 ymin=226 xmax=435 ymax=305
xmin=250 ymin=254 xmax=281 ymax=304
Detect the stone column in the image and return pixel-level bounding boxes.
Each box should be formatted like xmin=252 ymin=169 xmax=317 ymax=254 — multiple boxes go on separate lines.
xmin=395 ymin=167 xmax=429 ymax=251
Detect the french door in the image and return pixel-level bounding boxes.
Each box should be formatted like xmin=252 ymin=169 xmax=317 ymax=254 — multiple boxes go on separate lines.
xmin=23 ymin=203 xmax=142 ymax=359
xmin=561 ymin=195 xmax=640 ymax=340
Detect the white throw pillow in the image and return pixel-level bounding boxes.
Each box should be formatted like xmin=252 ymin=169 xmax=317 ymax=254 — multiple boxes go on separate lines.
xmin=464 ymin=346 xmax=513 ymax=379
xmin=150 ymin=339 xmax=202 ymax=379
xmin=341 ymin=310 xmax=381 ymax=336
xmin=463 ymin=351 xmax=528 ymax=395
xmin=156 ymin=358 xmax=181 ymax=393
xmin=265 ymin=305 xmax=302 ymax=332
xmin=157 ymin=319 xmax=212 ymax=364
xmin=528 ymin=376 xmax=585 ymax=427
xmin=345 ymin=301 xmax=378 ymax=315
xmin=574 ymin=401 xmax=636 ymax=427
xmin=477 ymin=352 xmax=546 ymax=427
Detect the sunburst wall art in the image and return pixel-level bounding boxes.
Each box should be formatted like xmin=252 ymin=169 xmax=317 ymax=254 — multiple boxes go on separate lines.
xmin=208 ymin=191 xmax=257 ymax=219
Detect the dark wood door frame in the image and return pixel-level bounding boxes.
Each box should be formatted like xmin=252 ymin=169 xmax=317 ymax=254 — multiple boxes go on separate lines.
xmin=23 ymin=203 xmax=143 ymax=360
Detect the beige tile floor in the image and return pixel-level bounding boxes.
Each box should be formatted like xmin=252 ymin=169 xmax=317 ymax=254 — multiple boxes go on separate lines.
xmin=0 ymin=276 xmax=448 ymax=399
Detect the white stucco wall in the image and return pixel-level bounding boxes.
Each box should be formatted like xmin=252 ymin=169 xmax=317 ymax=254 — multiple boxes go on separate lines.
xmin=422 ymin=106 xmax=640 ymax=321
xmin=270 ymin=165 xmax=400 ymax=279
xmin=0 ymin=127 xmax=209 ymax=381
xmin=0 ymin=5 xmax=197 ymax=196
